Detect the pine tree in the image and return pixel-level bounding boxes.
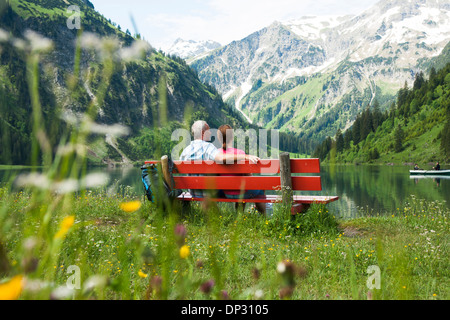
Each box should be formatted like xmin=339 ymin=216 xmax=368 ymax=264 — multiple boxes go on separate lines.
xmin=441 ymin=121 xmax=450 ymax=158
xmin=413 ymin=71 xmax=425 ymax=91
xmin=441 ymin=95 xmax=450 ymax=159
xmin=372 ymin=99 xmax=381 ymax=131
xmin=429 ymin=67 xmax=437 ymax=88
xmin=397 ymin=81 xmax=409 ymax=116
xmin=352 ymin=115 xmax=361 ymax=145
xmin=394 ymin=124 xmax=404 ymax=153
xmin=344 ymin=129 xmax=352 ymax=150
xmin=361 ymin=107 xmax=373 ymax=140
xmin=335 ymin=129 xmax=344 ymax=153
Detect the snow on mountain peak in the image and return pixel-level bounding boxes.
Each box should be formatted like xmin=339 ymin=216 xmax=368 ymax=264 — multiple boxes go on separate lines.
xmin=278 ymin=0 xmax=449 ymax=66
xmin=282 ymin=15 xmax=350 ymax=41
xmin=166 ymin=39 xmax=222 ymax=59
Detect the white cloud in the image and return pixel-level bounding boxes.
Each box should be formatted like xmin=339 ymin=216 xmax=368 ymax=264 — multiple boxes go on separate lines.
xmin=146 ymin=13 xmax=214 ymax=47
xmin=147 ymin=0 xmax=316 ymax=49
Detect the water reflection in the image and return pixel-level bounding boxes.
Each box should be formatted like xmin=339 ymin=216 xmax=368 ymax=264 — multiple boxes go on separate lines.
xmin=320 ymin=165 xmax=449 ymax=218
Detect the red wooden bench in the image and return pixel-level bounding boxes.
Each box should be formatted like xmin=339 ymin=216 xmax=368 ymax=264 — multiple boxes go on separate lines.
xmin=144 ymin=156 xmax=338 ymax=214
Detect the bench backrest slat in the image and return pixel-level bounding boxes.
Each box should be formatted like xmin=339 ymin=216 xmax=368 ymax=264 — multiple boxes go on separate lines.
xmin=173 ymin=176 xmax=322 ymax=191
xmin=144 ymin=159 xmax=320 ymax=174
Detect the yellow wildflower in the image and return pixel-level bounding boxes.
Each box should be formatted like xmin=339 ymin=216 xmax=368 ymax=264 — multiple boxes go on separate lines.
xmin=179 ymin=245 xmax=190 ymax=259
xmin=138 ymin=270 xmax=148 ymax=278
xmin=0 ymin=275 xmax=24 ymax=300
xmin=54 ymin=215 xmax=75 ymax=239
xmin=119 ymin=201 xmax=141 ymax=213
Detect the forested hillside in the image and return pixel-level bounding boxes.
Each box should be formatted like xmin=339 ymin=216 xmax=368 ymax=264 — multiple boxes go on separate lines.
xmin=0 ymin=0 xmax=247 ymax=165
xmin=189 ymin=0 xmax=450 ymax=156
xmin=313 ymin=58 xmax=450 ymax=165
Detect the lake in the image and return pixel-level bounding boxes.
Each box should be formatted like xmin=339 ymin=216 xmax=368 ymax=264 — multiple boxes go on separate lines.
xmin=1 ymin=164 xmax=449 ymax=219
xmin=318 ymin=164 xmax=449 ymax=218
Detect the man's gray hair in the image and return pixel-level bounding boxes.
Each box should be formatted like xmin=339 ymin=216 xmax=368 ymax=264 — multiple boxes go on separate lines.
xmin=192 ymin=120 xmax=208 ymax=139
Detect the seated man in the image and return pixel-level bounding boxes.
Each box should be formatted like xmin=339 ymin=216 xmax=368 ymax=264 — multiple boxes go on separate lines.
xmin=180 ymin=120 xmax=259 ymax=199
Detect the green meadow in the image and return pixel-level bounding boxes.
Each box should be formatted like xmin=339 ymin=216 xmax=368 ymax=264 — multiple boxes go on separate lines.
xmin=0 ymin=185 xmax=448 ymax=300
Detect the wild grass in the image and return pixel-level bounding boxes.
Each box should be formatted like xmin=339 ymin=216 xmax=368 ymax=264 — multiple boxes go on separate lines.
xmin=1 ymin=185 xmax=448 ymax=300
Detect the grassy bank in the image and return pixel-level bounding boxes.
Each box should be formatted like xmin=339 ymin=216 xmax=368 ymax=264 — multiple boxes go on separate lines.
xmin=0 ymin=186 xmax=447 ymax=300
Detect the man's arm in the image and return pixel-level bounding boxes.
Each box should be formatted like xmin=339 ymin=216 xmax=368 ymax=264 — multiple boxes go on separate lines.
xmin=214 ymin=152 xmax=260 ymax=164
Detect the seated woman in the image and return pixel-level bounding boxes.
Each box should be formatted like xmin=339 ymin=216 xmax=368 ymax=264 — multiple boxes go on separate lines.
xmin=217 ymin=124 xmax=266 ymax=215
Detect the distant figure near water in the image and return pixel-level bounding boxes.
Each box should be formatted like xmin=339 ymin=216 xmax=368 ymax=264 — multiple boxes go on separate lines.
xmin=414 ymin=164 xmax=421 ymax=170
xmin=433 ymin=162 xmax=440 ymax=170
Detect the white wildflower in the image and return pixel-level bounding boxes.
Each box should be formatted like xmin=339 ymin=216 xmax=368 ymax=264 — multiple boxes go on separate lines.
xmin=118 ymin=39 xmax=150 ymax=61
xmin=12 ymin=37 xmax=27 ymax=51
xmin=254 ymin=289 xmax=264 ymax=299
xmin=277 ymin=261 xmax=286 ymax=274
xmin=83 ymin=275 xmax=108 ymax=294
xmin=56 ymin=143 xmax=87 ymax=157
xmin=85 ymin=121 xmax=130 ymax=137
xmin=24 ymin=29 xmax=53 ymax=53
xmin=100 ymin=37 xmax=120 ymax=55
xmin=60 ymin=110 xmax=80 ymax=125
xmin=82 ymin=172 xmax=109 ymax=188
xmin=53 ymin=179 xmax=79 ymax=194
xmin=79 ymin=32 xmax=102 ymax=50
xmin=14 ymin=171 xmax=109 ymax=194
xmin=50 ymin=286 xmax=74 ymax=300
xmin=80 ymin=33 xmax=120 ymax=58
xmin=23 ymin=279 xmax=52 ymax=293
xmin=0 ymin=28 xmax=9 ymax=42
xmin=15 ymin=172 xmax=50 ymax=190
xmin=64 ymin=112 xmax=130 ymax=137
xmin=23 ymin=237 xmax=38 ymax=251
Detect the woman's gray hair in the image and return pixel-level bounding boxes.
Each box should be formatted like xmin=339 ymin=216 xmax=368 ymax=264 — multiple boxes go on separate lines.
xmin=191 ymin=120 xmax=209 ymax=140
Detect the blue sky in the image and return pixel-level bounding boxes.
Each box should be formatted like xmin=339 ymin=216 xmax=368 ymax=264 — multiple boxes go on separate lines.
xmin=90 ymin=0 xmax=380 ymax=51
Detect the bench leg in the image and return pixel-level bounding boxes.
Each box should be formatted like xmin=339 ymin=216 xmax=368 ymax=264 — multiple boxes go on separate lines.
xmin=181 ymin=201 xmax=191 ymax=216
xmin=255 ymin=202 xmax=266 ymax=215
xmin=201 ymin=198 xmax=221 ymax=214
xmin=235 ymin=202 xmax=245 ymax=212
xmin=291 ymin=203 xmax=311 ymax=215
xmin=234 ymin=202 xmax=266 ymax=215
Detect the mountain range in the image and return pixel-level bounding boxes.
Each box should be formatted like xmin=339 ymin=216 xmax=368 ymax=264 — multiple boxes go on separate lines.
xmin=0 ymin=0 xmax=247 ymax=165
xmin=1 ymin=0 xmax=449 ymax=166
xmin=185 ymin=0 xmax=450 ymax=151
